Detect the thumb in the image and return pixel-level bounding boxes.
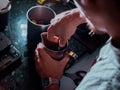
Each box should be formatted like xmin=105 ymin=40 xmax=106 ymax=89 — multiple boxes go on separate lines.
xmin=59 ymin=37 xmax=67 ymax=47
xmin=37 ymin=44 xmax=51 ymax=60
xmin=47 ymin=25 xmax=55 ymax=42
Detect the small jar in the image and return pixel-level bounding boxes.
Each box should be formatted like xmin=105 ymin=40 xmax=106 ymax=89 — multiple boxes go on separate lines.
xmin=41 ymin=32 xmax=67 ymax=60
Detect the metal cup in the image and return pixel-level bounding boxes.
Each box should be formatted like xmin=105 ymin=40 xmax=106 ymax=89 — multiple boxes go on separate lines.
xmin=41 ymin=32 xmax=67 ymax=60
xmin=26 ymin=5 xmax=56 ymax=43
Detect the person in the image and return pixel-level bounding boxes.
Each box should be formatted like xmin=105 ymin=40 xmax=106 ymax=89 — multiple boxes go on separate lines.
xmin=35 ymin=0 xmax=120 ymax=90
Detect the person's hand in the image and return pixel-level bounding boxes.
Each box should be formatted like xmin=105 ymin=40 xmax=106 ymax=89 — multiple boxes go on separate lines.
xmin=47 ymin=8 xmax=86 ymax=47
xmin=34 ymin=43 xmax=69 ymax=80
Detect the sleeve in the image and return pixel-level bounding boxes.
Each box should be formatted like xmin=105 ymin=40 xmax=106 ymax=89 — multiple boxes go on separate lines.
xmin=111 ymin=71 xmax=120 ymax=90
xmin=75 ymin=71 xmax=112 ymax=90
xmin=75 ymin=61 xmax=116 ymax=90
xmin=75 ymin=43 xmax=120 ymax=90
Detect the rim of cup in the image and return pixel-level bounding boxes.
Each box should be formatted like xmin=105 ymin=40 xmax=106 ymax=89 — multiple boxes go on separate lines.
xmin=26 ymin=5 xmax=56 ymax=27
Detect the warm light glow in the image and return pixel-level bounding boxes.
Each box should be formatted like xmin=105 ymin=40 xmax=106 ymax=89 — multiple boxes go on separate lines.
xmin=20 ymin=23 xmax=27 ymax=37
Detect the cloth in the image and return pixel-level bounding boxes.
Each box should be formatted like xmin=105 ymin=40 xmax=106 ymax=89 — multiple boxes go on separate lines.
xmin=75 ymin=40 xmax=120 ymax=90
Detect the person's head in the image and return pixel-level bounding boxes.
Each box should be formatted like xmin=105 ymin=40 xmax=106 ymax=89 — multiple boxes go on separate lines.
xmin=74 ymin=0 xmax=120 ymax=38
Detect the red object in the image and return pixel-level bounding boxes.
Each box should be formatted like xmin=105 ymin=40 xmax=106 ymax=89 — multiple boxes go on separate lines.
xmin=53 ymin=36 xmax=59 ymax=43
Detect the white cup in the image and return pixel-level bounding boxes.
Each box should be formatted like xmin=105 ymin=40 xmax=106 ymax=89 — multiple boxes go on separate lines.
xmin=0 ymin=0 xmax=11 ymax=14
xmin=0 ymin=0 xmax=12 ymax=31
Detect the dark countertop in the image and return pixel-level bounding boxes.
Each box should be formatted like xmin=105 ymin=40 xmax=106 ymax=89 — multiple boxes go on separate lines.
xmin=0 ymin=0 xmax=76 ymax=90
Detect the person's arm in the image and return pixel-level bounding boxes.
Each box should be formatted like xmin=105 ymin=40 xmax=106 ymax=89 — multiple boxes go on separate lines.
xmin=34 ymin=43 xmax=69 ymax=90
xmin=47 ymin=8 xmax=86 ymax=47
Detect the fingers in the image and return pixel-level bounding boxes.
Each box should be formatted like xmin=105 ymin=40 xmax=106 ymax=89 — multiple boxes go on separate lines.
xmin=34 ymin=43 xmax=43 ymax=65
xmin=35 ymin=49 xmax=40 ymax=63
xmin=47 ymin=25 xmax=55 ymax=42
xmin=47 ymin=25 xmax=60 ymax=44
xmin=35 ymin=43 xmax=45 ymax=64
xmin=37 ymin=42 xmax=44 ymax=49
xmin=59 ymin=37 xmax=67 ymax=47
xmin=48 ymin=26 xmax=67 ymax=47
xmin=37 ymin=45 xmax=51 ymax=60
